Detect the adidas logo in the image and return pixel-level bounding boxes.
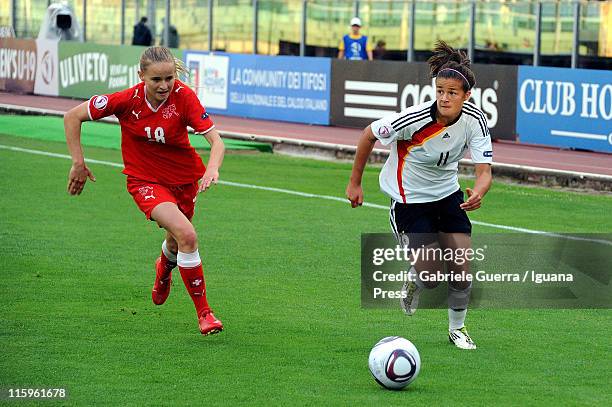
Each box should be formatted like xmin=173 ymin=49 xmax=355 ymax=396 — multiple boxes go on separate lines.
xmin=442 ymin=133 xmax=450 ymax=139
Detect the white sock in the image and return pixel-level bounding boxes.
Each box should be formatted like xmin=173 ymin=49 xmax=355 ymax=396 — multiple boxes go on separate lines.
xmin=448 ymin=308 xmax=467 ymax=331
xmin=162 ymin=240 xmax=177 ymax=263
xmin=177 ymin=249 xmax=201 ymax=268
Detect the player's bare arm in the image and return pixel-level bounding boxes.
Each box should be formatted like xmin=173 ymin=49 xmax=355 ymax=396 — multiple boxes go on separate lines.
xmin=199 ymin=128 xmax=225 ymax=193
xmin=64 ymin=101 xmax=96 ymax=196
xmin=346 ymin=125 xmax=377 ymax=208
xmin=460 ymin=163 xmax=492 ymax=211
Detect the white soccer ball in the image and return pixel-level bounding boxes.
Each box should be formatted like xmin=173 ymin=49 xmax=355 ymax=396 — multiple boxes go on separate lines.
xmin=368 ymin=336 xmax=421 ymax=390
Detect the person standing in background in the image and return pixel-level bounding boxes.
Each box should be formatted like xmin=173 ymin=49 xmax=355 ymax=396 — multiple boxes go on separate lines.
xmin=160 ymin=17 xmax=180 ymax=49
xmin=337 ymin=17 xmax=373 ymax=61
xmin=373 ymin=40 xmax=387 ymax=60
xmin=132 ymin=16 xmax=153 ymax=46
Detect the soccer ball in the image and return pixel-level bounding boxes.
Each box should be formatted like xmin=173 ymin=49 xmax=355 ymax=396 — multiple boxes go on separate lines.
xmin=368 ymin=336 xmax=421 ymax=390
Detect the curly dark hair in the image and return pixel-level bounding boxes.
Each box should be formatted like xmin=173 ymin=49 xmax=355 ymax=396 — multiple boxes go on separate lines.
xmin=427 ymin=40 xmax=475 ymax=91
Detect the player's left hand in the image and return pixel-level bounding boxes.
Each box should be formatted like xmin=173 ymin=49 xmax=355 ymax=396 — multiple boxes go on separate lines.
xmin=199 ymin=169 xmax=219 ymax=193
xmin=460 ymin=187 xmax=482 ymax=211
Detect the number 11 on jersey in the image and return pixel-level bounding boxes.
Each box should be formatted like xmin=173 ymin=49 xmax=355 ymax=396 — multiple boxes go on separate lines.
xmin=144 ymin=126 xmax=166 ymax=144
xmin=437 ymin=151 xmax=449 ymax=166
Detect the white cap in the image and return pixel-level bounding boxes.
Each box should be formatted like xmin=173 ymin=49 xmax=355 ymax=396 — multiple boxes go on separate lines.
xmin=350 ymin=17 xmax=362 ymax=27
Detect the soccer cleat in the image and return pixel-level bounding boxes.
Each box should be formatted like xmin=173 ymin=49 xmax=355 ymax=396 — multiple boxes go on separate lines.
xmin=152 ymin=257 xmax=174 ymax=305
xmin=400 ymin=269 xmax=422 ymax=316
xmin=449 ymin=326 xmax=477 ymax=350
xmin=198 ymin=310 xmax=223 ymax=336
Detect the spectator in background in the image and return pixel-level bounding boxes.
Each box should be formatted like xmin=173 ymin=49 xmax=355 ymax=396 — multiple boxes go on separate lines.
xmin=160 ymin=17 xmax=180 ymax=49
xmin=373 ymin=40 xmax=387 ymax=60
xmin=132 ymin=16 xmax=152 ymax=46
xmin=338 ymin=17 xmax=373 ymax=61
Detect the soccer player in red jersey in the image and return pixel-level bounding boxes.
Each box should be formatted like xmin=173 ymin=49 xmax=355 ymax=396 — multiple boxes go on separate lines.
xmin=64 ymin=46 xmax=225 ymax=336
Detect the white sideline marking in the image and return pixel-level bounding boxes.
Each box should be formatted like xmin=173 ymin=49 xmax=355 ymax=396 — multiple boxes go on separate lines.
xmin=0 ymin=143 xmax=610 ymax=245
xmin=2 ymin=102 xmax=611 ymax=180
xmin=551 ymin=130 xmax=608 ymax=142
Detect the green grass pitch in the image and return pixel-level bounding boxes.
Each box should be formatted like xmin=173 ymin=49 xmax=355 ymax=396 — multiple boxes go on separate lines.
xmin=0 ymin=128 xmax=611 ymax=405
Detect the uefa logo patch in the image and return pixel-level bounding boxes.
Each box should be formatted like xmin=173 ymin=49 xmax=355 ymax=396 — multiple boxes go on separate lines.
xmin=378 ymin=126 xmax=391 ymax=138
xmin=93 ymin=95 xmax=108 ymax=110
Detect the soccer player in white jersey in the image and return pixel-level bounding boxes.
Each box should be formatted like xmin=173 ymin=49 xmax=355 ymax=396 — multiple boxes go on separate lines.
xmin=346 ymin=41 xmax=492 ymax=350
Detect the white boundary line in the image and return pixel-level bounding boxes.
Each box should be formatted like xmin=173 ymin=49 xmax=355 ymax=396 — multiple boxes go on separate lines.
xmin=551 ymin=129 xmax=608 ymax=141
xmin=2 ymin=102 xmax=611 ymax=181
xmin=1 ymin=143 xmax=610 ymax=246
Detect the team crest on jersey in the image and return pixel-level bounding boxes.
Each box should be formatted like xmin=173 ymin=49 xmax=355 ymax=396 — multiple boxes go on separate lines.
xmin=93 ymin=95 xmax=108 ymax=110
xmin=377 ymin=125 xmax=391 ymax=138
xmin=138 ymin=186 xmax=155 ymax=200
xmin=162 ymin=104 xmax=179 ymax=119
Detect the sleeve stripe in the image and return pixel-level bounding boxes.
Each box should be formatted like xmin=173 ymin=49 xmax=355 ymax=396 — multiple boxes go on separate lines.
xmin=193 ymin=125 xmax=215 ymax=135
xmin=393 ymin=111 xmax=430 ymax=132
xmin=87 ymin=95 xmax=96 ymax=121
xmin=464 ymin=109 xmax=488 ymax=134
xmin=463 ymin=102 xmax=488 ymax=123
xmin=462 ymin=110 xmax=488 ymax=138
xmin=391 ymin=105 xmax=431 ymax=128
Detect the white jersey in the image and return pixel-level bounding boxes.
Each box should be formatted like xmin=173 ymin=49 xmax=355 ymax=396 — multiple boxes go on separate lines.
xmin=371 ymin=100 xmax=493 ymax=204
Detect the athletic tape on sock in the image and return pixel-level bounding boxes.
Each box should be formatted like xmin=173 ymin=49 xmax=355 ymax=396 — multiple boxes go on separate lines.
xmin=177 ymin=249 xmax=201 ymax=268
xmin=162 ymin=240 xmax=177 ymax=263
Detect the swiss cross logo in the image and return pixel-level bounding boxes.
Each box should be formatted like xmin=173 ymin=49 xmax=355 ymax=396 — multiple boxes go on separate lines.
xmin=162 ymin=104 xmax=179 ymax=119
xmin=138 ymin=186 xmax=155 ymax=200
xmin=93 ymin=95 xmax=108 ymax=110
xmin=191 ymin=278 xmax=202 ymax=287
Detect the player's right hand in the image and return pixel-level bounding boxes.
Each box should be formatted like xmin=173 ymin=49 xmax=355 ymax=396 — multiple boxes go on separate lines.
xmin=346 ymin=182 xmax=364 ymax=208
xmin=67 ymin=163 xmax=96 ymax=195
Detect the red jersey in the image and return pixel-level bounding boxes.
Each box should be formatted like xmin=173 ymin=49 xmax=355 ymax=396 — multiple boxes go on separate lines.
xmin=87 ymin=80 xmax=214 ymax=185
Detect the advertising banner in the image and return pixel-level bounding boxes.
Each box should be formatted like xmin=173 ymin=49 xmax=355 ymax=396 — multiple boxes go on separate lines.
xmin=34 ymin=39 xmax=59 ymax=96
xmin=185 ymin=51 xmax=331 ymax=125
xmin=0 ymin=38 xmax=37 ymax=93
xmin=184 ymin=52 xmax=230 ymax=111
xmin=330 ymin=60 xmax=517 ymax=140
xmin=57 ymin=42 xmax=145 ymax=98
xmin=517 ymin=66 xmax=612 ymax=153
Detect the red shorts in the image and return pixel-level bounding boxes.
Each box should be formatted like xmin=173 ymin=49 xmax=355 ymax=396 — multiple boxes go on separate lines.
xmin=126 ymin=176 xmax=199 ymax=221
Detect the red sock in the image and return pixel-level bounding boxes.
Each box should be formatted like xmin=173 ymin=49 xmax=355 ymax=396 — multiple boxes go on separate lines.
xmin=157 ymin=252 xmax=176 ymax=281
xmin=160 ymin=251 xmax=177 ymax=272
xmin=178 ymin=264 xmax=210 ymax=316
